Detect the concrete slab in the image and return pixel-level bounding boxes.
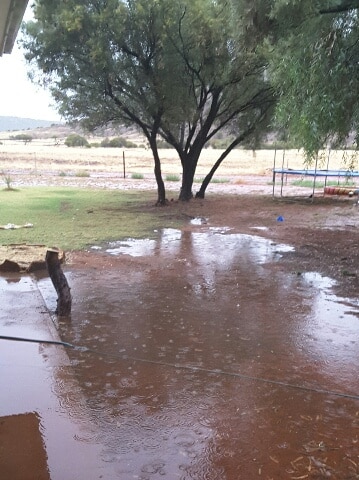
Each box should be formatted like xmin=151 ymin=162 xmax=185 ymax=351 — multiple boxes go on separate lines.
xmin=0 ymin=273 xmax=115 ymax=479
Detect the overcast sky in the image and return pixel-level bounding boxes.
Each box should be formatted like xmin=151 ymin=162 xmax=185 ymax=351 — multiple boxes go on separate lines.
xmin=0 ymin=4 xmax=61 ymax=121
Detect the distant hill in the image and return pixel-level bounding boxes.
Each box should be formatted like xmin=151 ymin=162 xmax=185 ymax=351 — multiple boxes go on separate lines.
xmin=0 ymin=116 xmax=62 ymax=132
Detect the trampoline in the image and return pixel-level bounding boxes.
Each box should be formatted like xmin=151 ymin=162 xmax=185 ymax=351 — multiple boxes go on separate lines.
xmin=272 ymin=151 xmax=359 ymax=198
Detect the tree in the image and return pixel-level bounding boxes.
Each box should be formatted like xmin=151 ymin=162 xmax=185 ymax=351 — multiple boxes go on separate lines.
xmin=64 ymin=134 xmax=89 ymax=147
xmin=267 ymin=0 xmax=359 ymax=161
xmin=22 ymin=0 xmax=274 ymax=202
xmin=11 ymin=133 xmax=32 ymax=144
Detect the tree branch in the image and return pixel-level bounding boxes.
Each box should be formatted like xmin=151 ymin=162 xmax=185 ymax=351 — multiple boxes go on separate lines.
xmin=319 ymin=1 xmax=359 ymax=15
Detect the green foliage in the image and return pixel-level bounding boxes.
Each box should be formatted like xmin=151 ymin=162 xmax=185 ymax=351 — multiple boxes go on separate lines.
xmin=267 ymin=1 xmax=359 ymax=161
xmin=165 ymin=174 xmax=180 ymax=182
xmin=22 ymin=0 xmax=275 ymax=200
xmin=100 ymin=137 xmax=137 ymax=148
xmin=64 ymin=134 xmax=90 ymax=147
xmin=10 ymin=134 xmax=32 ymax=144
xmin=156 ymin=140 xmax=172 ymax=149
xmin=208 ymin=137 xmax=236 ymax=149
xmin=131 ymin=173 xmax=144 ymax=179
xmin=74 ymin=170 xmax=90 ymax=177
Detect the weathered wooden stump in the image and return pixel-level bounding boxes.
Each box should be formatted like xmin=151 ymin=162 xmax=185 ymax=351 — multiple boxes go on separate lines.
xmin=46 ymin=249 xmax=72 ymax=317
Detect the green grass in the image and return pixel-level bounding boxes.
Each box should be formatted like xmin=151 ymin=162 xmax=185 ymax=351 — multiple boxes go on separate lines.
xmin=131 ymin=172 xmax=144 ymax=179
xmin=0 ymin=187 xmax=181 ymax=251
xmin=75 ymin=170 xmax=90 ymax=177
xmin=165 ymin=174 xmax=180 ymax=182
xmin=292 ymin=179 xmax=356 ymax=188
xmin=211 ymin=177 xmax=230 ymax=184
xmin=193 ymin=177 xmax=230 ymax=184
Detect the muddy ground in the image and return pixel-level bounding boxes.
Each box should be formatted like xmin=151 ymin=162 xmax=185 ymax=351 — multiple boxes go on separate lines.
xmin=2 ymin=176 xmax=359 ymax=480
xmin=69 ymin=193 xmax=359 ymax=299
xmin=60 ymin=191 xmax=359 ymax=480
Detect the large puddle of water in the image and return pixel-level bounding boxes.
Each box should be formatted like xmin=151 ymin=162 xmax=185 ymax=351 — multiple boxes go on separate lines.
xmin=19 ymin=228 xmax=359 ymax=478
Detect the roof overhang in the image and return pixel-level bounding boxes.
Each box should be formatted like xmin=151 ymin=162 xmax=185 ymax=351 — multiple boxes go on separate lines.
xmin=0 ymin=0 xmax=29 ymax=56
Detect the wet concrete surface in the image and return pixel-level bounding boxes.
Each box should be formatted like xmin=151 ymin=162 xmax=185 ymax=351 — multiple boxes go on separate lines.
xmin=0 ymin=275 xmax=119 ymax=479
xmin=1 ymin=225 xmax=359 ymax=479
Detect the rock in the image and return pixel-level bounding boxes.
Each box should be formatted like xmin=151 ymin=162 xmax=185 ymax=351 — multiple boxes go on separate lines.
xmin=0 ymin=244 xmax=64 ymax=273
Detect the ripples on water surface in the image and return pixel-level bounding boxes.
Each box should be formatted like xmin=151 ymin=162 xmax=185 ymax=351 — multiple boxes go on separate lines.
xmin=38 ymin=229 xmax=359 ymax=479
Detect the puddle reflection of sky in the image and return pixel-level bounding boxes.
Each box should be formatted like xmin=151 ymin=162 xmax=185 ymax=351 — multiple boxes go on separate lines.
xmin=104 ymin=229 xmax=294 ymax=266
xmin=299 ymin=272 xmax=359 ymax=366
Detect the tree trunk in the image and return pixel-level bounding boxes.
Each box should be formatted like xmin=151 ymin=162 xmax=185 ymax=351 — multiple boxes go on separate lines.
xmin=154 ymin=159 xmax=167 ymax=205
xmin=178 ymin=154 xmax=198 ymax=201
xmin=196 ymin=151 xmax=227 ymax=199
xmin=46 ymin=249 xmax=72 ymax=317
xmin=149 ymin=130 xmax=167 ymax=205
xmin=196 ymin=126 xmax=257 ymax=198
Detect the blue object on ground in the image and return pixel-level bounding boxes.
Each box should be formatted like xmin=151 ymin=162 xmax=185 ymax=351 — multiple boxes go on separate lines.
xmin=277 ymin=216 xmax=284 ymax=222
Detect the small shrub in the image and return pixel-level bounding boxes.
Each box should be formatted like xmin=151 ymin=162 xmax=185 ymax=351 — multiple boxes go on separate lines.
xmin=10 ymin=133 xmax=32 ymax=144
xmin=165 ymin=174 xmax=180 ymax=182
xmin=1 ymin=171 xmax=14 ymax=189
xmin=75 ymin=170 xmax=90 ymax=177
xmin=211 ymin=177 xmax=230 ymax=184
xmin=131 ymin=172 xmax=144 ymax=179
xmin=65 ymin=134 xmax=90 ymax=147
xmin=101 ymin=137 xmax=138 ymax=148
xmin=58 ymin=171 xmax=67 ymax=177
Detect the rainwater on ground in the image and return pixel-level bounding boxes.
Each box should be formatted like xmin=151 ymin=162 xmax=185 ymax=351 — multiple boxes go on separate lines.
xmin=8 ymin=224 xmax=359 ymax=479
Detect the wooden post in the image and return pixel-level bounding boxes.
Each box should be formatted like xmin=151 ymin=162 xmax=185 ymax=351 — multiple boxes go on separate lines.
xmin=272 ymin=148 xmax=277 ymax=197
xmin=46 ymin=249 xmax=72 ymax=317
xmin=123 ymin=150 xmax=126 ymax=178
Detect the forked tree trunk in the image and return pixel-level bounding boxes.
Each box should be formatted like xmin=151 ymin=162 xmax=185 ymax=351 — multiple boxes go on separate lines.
xmin=46 ymin=249 xmax=72 ymax=317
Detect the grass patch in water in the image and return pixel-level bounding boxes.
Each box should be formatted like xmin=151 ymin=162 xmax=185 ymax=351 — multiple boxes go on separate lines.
xmin=0 ymin=187 xmax=180 ymax=251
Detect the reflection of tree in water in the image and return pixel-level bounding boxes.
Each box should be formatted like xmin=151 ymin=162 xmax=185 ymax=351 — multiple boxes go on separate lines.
xmin=55 ymin=231 xmax=358 ymax=478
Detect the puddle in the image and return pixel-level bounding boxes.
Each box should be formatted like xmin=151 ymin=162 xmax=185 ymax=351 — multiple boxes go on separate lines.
xmin=26 ymin=230 xmax=359 ymax=478
xmin=105 ymin=228 xmax=182 ymax=257
xmin=101 ymin=229 xmax=294 ymax=263
xmin=250 ymin=225 xmax=269 ymax=231
xmin=190 ymin=217 xmax=209 ymax=225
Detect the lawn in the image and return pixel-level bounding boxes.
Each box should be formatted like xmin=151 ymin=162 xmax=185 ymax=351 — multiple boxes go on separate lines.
xmin=0 ymin=187 xmax=181 ymax=251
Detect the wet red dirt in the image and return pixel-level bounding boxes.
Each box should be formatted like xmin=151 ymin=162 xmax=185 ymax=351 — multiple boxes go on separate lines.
xmin=1 ymin=193 xmax=359 ymax=479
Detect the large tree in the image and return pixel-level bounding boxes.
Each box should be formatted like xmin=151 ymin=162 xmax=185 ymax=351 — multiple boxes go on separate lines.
xmin=23 ymin=0 xmax=274 ymax=202
xmin=267 ymin=0 xmax=359 ymax=161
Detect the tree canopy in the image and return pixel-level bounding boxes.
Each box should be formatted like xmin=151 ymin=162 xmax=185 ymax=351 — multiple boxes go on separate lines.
xmin=22 ymin=0 xmax=274 ymax=203
xmin=267 ymin=0 xmax=359 ymax=161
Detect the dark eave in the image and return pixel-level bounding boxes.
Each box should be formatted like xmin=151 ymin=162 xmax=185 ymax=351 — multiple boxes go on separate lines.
xmin=0 ymin=0 xmax=29 ymax=56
